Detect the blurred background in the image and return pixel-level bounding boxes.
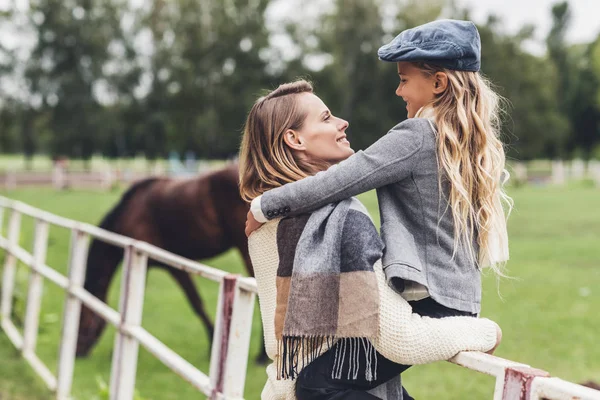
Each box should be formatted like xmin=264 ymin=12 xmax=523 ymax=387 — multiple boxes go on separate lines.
xmin=0 ymin=0 xmax=599 ymax=399
xmin=0 ymin=0 xmax=599 ymax=165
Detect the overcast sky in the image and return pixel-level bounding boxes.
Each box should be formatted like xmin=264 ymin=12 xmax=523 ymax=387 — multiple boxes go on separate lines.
xmin=268 ymin=0 xmax=600 ymax=55
xmin=458 ymin=0 xmax=600 ymax=52
xmin=2 ymin=0 xmax=599 ymax=53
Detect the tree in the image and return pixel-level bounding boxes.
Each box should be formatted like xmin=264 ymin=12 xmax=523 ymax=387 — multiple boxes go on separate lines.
xmin=566 ymin=40 xmax=600 ymax=159
xmin=24 ymin=0 xmax=130 ymax=163
xmin=132 ymin=0 xmax=275 ymax=159
xmin=476 ymin=19 xmax=568 ymax=160
xmin=544 ymin=1 xmax=573 ymax=157
xmin=310 ymin=0 xmax=397 ymax=150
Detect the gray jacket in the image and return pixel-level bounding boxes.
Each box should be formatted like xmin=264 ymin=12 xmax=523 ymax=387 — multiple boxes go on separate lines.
xmin=258 ymin=118 xmax=482 ymax=314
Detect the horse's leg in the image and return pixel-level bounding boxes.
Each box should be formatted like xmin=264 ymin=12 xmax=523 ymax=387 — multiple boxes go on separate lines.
xmin=77 ymin=239 xmax=124 ymax=357
xmin=166 ymin=267 xmax=215 ymax=342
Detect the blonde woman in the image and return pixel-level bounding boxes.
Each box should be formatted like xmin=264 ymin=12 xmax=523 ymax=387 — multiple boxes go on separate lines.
xmin=239 ymin=80 xmax=501 ymax=399
xmin=246 ymin=19 xmax=511 ymax=319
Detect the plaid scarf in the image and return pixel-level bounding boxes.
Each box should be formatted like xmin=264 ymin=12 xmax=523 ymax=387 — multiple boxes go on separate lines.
xmin=274 ymin=198 xmax=383 ymax=380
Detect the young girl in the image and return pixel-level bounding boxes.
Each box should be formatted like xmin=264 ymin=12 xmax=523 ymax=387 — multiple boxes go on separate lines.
xmin=239 ymin=80 xmax=501 ymax=400
xmin=246 ymin=19 xmax=511 ymax=320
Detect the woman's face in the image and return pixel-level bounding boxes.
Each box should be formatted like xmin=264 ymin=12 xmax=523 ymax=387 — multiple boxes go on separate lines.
xmin=395 ymin=61 xmax=437 ymax=118
xmin=292 ymin=93 xmax=354 ymax=165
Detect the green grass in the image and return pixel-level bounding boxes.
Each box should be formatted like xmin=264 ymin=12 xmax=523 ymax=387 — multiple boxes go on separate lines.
xmin=0 ymin=185 xmax=599 ymax=399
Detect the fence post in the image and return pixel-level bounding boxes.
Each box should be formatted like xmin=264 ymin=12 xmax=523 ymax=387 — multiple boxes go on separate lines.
xmin=589 ymin=160 xmax=600 ymax=187
xmin=102 ymin=168 xmax=115 ymax=190
xmin=1 ymin=209 xmax=22 ymax=326
xmin=52 ymin=164 xmax=66 ymax=190
xmin=208 ymin=275 xmax=255 ymax=399
xmin=56 ymin=229 xmax=90 ymax=400
xmin=5 ymin=170 xmax=17 ymax=191
xmin=502 ymin=366 xmax=550 ymax=400
xmin=513 ymin=162 xmax=528 ymax=185
xmin=221 ymin=283 xmax=256 ymax=398
xmin=22 ymin=219 xmax=50 ymax=355
xmin=209 ymin=275 xmax=237 ymax=399
xmin=109 ymin=244 xmax=148 ymax=400
xmin=551 ymin=160 xmax=566 ymax=185
xmin=571 ymin=159 xmax=586 ymax=181
xmin=0 ymin=205 xmax=4 ymax=235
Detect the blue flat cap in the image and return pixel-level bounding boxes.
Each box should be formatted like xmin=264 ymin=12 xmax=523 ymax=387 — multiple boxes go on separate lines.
xmin=378 ymin=19 xmax=481 ymax=72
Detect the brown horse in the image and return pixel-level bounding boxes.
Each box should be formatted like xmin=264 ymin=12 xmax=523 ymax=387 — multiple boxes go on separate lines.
xmin=75 ymin=163 xmax=261 ymax=359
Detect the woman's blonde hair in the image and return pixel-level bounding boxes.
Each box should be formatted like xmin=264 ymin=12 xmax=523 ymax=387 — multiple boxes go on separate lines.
xmin=239 ymin=80 xmax=326 ymax=202
xmin=415 ymin=63 xmax=513 ymax=274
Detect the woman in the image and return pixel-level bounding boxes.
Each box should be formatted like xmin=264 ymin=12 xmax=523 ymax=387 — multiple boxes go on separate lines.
xmin=239 ymin=80 xmax=501 ymax=399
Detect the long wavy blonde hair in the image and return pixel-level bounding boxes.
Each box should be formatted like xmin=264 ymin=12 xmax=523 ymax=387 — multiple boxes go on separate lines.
xmin=239 ymin=80 xmax=327 ymax=202
xmin=415 ymin=63 xmax=512 ymax=274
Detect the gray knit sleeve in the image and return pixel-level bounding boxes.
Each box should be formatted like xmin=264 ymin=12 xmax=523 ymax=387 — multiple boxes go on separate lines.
xmin=258 ymin=118 xmax=430 ymax=219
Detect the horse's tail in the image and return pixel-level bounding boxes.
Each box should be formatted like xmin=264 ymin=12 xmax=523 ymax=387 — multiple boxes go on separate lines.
xmin=77 ymin=178 xmax=158 ymax=357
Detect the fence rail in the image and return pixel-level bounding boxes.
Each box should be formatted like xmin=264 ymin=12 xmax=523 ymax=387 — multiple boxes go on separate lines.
xmin=0 ymin=196 xmax=599 ymax=400
xmin=0 ymin=167 xmax=151 ymax=191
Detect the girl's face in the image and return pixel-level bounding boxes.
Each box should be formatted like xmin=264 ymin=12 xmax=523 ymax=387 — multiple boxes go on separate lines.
xmin=286 ymin=93 xmax=354 ymax=165
xmin=395 ymin=61 xmax=438 ymax=118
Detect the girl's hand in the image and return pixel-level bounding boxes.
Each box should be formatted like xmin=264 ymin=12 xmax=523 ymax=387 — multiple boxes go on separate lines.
xmin=245 ymin=210 xmax=264 ymax=237
xmin=486 ymin=323 xmax=502 ymax=355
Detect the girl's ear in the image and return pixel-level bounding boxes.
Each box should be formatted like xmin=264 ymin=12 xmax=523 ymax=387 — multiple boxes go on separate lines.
xmin=283 ymin=129 xmax=305 ymax=151
xmin=433 ymin=72 xmax=448 ymax=94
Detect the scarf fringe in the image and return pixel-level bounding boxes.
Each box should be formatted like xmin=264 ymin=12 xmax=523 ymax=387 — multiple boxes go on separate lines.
xmin=277 ymin=336 xmax=377 ymax=382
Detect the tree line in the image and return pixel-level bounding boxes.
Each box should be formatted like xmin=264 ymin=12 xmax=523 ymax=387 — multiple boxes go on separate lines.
xmin=0 ymin=0 xmax=599 ymax=164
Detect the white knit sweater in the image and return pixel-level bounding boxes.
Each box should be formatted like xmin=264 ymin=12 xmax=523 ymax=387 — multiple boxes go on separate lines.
xmin=249 ymin=219 xmax=498 ymax=400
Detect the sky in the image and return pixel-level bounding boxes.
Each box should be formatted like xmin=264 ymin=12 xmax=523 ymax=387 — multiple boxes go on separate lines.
xmin=2 ymin=0 xmax=599 ymax=53
xmin=457 ymin=0 xmax=600 ymax=53
xmin=267 ymin=0 xmax=600 ymax=55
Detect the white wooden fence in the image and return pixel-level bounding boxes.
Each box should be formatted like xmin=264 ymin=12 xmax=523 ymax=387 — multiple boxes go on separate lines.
xmin=0 ymin=196 xmax=256 ymax=399
xmin=1 ymin=167 xmax=148 ymax=191
xmin=512 ymin=159 xmax=600 ymax=187
xmin=0 ymin=196 xmax=599 ymax=400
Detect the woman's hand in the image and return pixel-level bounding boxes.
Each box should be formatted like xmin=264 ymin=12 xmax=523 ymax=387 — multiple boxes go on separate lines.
xmin=486 ymin=323 xmax=502 ymax=355
xmin=245 ymin=210 xmax=264 ymax=237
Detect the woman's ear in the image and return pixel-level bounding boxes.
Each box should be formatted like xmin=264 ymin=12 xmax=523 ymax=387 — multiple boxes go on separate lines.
xmin=283 ymin=129 xmax=305 ymax=151
xmin=433 ymin=72 xmax=448 ymax=94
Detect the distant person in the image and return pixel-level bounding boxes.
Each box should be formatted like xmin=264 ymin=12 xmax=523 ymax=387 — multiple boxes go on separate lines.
xmin=184 ymin=150 xmax=197 ymax=173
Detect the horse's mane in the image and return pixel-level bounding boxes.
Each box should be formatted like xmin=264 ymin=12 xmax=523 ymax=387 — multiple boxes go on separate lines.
xmin=97 ymin=178 xmax=158 ymax=231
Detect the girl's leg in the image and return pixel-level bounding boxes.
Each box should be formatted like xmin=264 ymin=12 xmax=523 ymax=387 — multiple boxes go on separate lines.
xmin=409 ymin=297 xmax=476 ymax=318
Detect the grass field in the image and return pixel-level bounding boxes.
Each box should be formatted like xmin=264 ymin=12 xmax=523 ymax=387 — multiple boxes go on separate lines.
xmin=0 ymin=185 xmax=599 ymax=400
